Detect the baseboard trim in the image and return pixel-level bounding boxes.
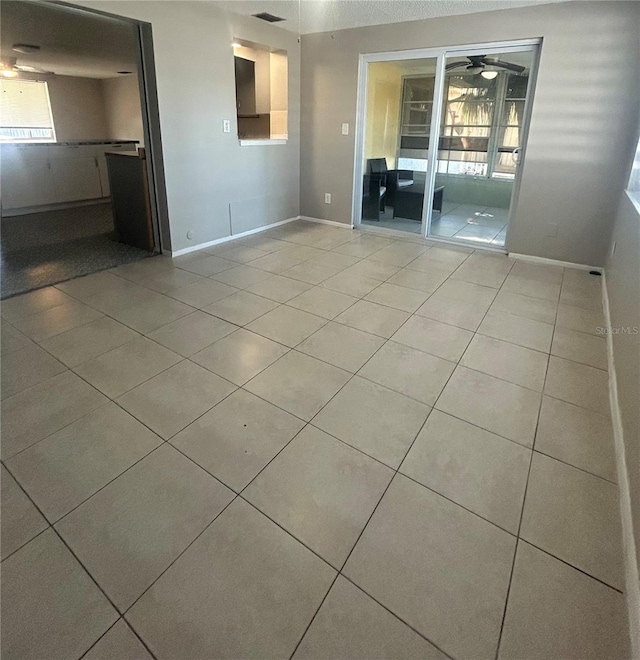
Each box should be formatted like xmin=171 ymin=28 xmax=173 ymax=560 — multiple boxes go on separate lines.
xmin=300 ymin=215 xmax=353 ymax=229
xmin=2 ymin=198 xmax=111 ymax=217
xmin=602 ymin=270 xmax=640 ymax=658
xmin=509 ymin=252 xmax=602 ymax=272
xmin=165 ymin=217 xmax=300 ymax=257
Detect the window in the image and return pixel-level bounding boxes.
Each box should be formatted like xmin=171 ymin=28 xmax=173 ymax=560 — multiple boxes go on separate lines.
xmin=438 ymin=74 xmax=495 ymax=176
xmin=0 ymin=79 xmax=56 ymax=143
xmin=397 ymin=71 xmax=529 ymax=179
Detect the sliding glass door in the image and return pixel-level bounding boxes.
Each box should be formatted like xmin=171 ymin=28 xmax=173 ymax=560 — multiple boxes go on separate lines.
xmin=359 ymin=57 xmax=439 ymax=235
xmin=428 ymin=48 xmax=536 ymax=246
xmin=355 ymin=42 xmax=538 ymax=250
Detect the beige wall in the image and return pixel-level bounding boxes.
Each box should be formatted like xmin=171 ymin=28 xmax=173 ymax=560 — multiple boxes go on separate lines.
xmin=48 ymin=75 xmax=108 ymax=141
xmin=364 ymin=62 xmax=401 ymax=169
xmin=300 ymin=1 xmax=640 ymax=266
xmin=22 ymin=71 xmax=143 ymax=144
xmin=270 ymin=51 xmax=288 ymax=138
xmin=78 ymin=1 xmax=300 ymax=252
xmin=101 ymin=74 xmax=144 ymax=145
xmin=21 ymin=73 xmax=108 ymax=141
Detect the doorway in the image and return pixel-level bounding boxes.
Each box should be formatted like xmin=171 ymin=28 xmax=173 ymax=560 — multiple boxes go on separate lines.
xmin=0 ymin=1 xmax=168 ymax=298
xmin=354 ymin=41 xmax=539 ymax=250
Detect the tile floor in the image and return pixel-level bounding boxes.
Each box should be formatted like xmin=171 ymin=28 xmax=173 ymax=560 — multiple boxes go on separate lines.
xmin=362 ymin=202 xmax=509 ymax=247
xmin=430 ymin=203 xmax=510 ymax=246
xmin=1 ymin=203 xmax=153 ymax=299
xmin=0 ymin=220 xmax=629 ymax=659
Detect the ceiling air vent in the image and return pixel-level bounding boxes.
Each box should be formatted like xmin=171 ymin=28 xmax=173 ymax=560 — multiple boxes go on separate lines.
xmin=252 ymin=12 xmax=285 ymax=23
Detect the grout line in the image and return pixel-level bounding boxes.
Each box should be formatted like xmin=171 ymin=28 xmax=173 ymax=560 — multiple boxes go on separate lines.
xmin=342 ymin=573 xmax=459 ymax=658
xmin=77 ymin=619 xmax=123 ymax=660
xmin=119 ymin=493 xmax=240 ymax=617
xmin=9 ymin=492 xmax=154 ymax=660
xmin=493 ymin=302 xmax=553 ymax=659
xmin=284 ymin=409 xmax=454 ymax=659
xmin=287 ymin=571 xmax=341 ymax=658
xmin=78 ymin=617 xmax=159 ymax=660
xmin=3 ymin=441 xmax=163 ymax=528
xmin=517 ymin=538 xmax=625 ymax=594
xmin=531 ymin=447 xmax=618 ymax=486
xmin=0 ymin=464 xmax=53 ymax=563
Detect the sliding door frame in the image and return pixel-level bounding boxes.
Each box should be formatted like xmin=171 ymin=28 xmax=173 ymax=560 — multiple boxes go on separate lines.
xmin=352 ymin=38 xmax=542 ymax=251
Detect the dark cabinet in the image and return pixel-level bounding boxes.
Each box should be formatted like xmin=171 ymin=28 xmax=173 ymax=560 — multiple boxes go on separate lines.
xmin=106 ymin=149 xmax=155 ymax=252
xmin=234 ymin=56 xmax=257 ymax=116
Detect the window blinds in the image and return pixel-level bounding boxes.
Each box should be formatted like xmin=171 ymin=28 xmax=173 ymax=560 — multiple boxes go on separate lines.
xmin=0 ymin=79 xmax=55 ymax=141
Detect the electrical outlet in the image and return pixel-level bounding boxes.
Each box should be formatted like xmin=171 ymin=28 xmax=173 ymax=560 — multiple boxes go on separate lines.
xmin=341 ymin=123 xmax=349 ymax=135
xmin=324 ymin=193 xmax=332 ymax=204
xmin=222 ymin=119 xmax=231 ymax=133
xmin=546 ymin=222 xmax=558 ymax=237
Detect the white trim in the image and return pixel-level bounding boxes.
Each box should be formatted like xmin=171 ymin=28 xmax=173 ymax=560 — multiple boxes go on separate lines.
xmin=602 ymin=271 xmax=640 ymax=659
xmin=426 ymin=234 xmax=500 ymax=254
xmin=165 ymin=216 xmax=299 ymax=257
xmin=1 ymin=197 xmax=110 ymax=217
xmin=354 ymin=39 xmax=541 ymax=65
xmin=509 ymin=252 xmax=602 ymax=272
xmin=300 ymin=215 xmax=353 ymax=229
xmin=238 ymin=139 xmax=287 ymax=146
xmin=351 ymin=53 xmax=368 ymax=228
xmin=422 ymin=52 xmax=447 ymax=238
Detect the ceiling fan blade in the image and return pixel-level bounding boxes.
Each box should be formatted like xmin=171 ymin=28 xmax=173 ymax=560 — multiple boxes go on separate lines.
xmin=445 ymin=61 xmax=467 ymax=71
xmin=482 ymin=58 xmax=525 ymax=73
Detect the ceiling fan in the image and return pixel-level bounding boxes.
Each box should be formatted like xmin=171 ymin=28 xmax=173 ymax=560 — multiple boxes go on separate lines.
xmin=0 ymin=57 xmax=54 ymax=79
xmin=445 ymin=55 xmax=525 ymax=78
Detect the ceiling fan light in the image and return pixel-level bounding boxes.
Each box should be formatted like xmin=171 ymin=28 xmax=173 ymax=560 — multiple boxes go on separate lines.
xmin=481 ymin=70 xmax=499 ymax=79
xmin=466 ymin=65 xmax=484 ymax=75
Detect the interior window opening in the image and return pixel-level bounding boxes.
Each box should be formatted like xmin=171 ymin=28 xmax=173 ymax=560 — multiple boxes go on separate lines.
xmin=232 ymin=39 xmax=288 ymax=141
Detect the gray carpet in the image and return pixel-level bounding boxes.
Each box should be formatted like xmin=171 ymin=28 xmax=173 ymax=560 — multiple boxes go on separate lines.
xmin=1 ymin=203 xmax=154 ymax=299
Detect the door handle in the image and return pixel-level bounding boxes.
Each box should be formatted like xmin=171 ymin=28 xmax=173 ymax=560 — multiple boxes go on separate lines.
xmin=512 ymin=147 xmax=521 ymax=164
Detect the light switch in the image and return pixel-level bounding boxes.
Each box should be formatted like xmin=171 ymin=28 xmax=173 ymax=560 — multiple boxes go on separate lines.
xmin=341 ymin=123 xmax=349 ymax=135
xmin=223 ymin=119 xmax=231 ymax=133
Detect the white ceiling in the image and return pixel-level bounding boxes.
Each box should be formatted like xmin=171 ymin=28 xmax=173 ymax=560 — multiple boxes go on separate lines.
xmin=0 ymin=0 xmax=563 ymax=80
xmin=213 ymin=0 xmax=569 ymax=34
xmin=0 ymin=1 xmax=138 ymax=79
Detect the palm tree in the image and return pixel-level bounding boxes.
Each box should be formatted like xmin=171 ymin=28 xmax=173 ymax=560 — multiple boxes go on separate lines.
xmin=445 ymin=74 xmax=496 ymax=150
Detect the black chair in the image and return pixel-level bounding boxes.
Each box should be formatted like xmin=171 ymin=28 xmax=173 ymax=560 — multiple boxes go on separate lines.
xmin=368 ymin=158 xmax=413 ymax=205
xmin=362 ymin=174 xmax=386 ymax=221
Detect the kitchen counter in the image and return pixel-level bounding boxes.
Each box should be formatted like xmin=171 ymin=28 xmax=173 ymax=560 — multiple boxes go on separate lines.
xmin=104 ymin=150 xmax=142 ymax=157
xmin=1 ymin=141 xmax=140 ymax=212
xmin=1 ymin=139 xmax=139 ymax=148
